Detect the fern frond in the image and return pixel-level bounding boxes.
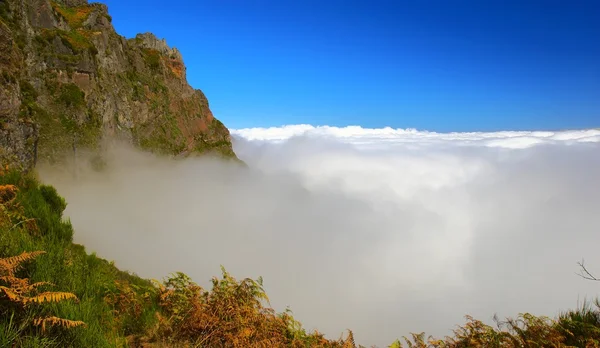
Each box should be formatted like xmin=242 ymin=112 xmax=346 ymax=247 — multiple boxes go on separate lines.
xmin=33 ymin=316 xmax=86 ymax=333
xmin=27 ymin=291 xmax=78 ymax=304
xmin=2 ymin=279 xmax=53 ymax=296
xmin=0 ymin=251 xmax=46 ymax=277
xmin=29 ymin=281 xmax=54 ymax=289
xmin=0 ymin=286 xmax=27 ymax=304
xmin=0 ymin=275 xmax=29 ymax=288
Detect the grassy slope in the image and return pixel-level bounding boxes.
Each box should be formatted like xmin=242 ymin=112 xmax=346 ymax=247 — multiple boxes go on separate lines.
xmin=1 ymin=169 xmax=600 ymax=348
xmin=0 ymin=170 xmax=157 ymax=347
xmin=0 ymin=170 xmax=349 ymax=347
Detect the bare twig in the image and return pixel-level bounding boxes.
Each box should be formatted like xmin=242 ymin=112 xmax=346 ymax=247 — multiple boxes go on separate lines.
xmin=577 ymin=259 xmax=600 ymax=281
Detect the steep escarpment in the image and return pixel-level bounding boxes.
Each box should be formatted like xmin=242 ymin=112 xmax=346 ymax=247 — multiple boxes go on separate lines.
xmin=0 ymin=0 xmax=235 ymax=170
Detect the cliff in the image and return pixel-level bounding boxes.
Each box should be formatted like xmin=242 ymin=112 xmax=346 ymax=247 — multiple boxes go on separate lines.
xmin=0 ymin=0 xmax=236 ymax=170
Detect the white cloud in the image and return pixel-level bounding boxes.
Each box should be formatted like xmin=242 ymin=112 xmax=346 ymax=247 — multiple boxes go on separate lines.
xmin=231 ymin=124 xmax=600 ymax=149
xmin=39 ymin=125 xmax=600 ymax=347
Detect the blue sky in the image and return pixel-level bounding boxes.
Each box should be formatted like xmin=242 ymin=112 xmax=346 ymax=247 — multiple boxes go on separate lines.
xmin=101 ymin=0 xmax=599 ymax=131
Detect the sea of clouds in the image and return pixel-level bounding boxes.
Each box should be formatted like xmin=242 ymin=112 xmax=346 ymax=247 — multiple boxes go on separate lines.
xmin=39 ymin=125 xmax=600 ymax=347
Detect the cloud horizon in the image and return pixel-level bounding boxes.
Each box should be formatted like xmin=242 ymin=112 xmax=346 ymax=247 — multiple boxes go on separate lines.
xmin=39 ymin=125 xmax=600 ymax=347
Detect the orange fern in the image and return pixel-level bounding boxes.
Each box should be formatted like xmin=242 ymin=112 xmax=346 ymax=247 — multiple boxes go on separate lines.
xmin=0 ymin=286 xmax=22 ymax=302
xmin=153 ymin=269 xmax=349 ymax=347
xmin=0 ymin=251 xmax=46 ymax=277
xmin=0 ymin=276 xmax=53 ymax=292
xmin=33 ymin=316 xmax=86 ymax=333
xmin=27 ymin=291 xmax=78 ymax=304
xmin=0 ymin=276 xmax=30 ymax=292
xmin=0 ymin=250 xmax=85 ymax=333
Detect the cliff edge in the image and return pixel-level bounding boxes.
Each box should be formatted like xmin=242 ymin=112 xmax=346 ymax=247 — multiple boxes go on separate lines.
xmin=0 ymin=0 xmax=236 ymax=170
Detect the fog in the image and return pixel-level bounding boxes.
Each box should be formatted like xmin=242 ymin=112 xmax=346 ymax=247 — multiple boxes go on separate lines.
xmin=39 ymin=126 xmax=600 ymax=347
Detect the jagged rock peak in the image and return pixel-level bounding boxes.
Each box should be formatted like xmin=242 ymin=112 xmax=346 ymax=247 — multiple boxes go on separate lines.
xmin=54 ymin=0 xmax=89 ymax=7
xmin=133 ymin=33 xmax=183 ymax=61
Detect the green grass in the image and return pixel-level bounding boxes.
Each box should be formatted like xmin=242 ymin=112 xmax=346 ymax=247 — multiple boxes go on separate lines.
xmin=58 ymin=83 xmax=85 ymax=109
xmin=20 ymin=81 xmax=39 ymax=103
xmin=0 ymin=171 xmax=157 ymax=347
xmin=39 ymin=28 xmax=96 ymax=55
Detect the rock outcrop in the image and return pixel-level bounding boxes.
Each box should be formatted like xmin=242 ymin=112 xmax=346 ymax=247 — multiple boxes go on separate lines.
xmin=0 ymin=0 xmax=236 ymax=170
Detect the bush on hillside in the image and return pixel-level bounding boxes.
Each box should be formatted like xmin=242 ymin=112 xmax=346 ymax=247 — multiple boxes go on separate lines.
xmin=2 ymin=168 xmax=600 ymax=347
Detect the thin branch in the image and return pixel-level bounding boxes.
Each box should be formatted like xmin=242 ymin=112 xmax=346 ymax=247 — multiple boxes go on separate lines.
xmin=576 ymin=259 xmax=600 ymax=281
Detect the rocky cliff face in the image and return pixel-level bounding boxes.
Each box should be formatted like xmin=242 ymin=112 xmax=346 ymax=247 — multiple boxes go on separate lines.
xmin=0 ymin=0 xmax=236 ymax=170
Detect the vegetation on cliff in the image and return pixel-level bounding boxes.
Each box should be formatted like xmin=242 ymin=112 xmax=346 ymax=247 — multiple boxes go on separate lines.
xmin=0 ymin=0 xmax=237 ymax=171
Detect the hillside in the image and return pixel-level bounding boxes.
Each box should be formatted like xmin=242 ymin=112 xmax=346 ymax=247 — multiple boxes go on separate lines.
xmin=0 ymin=0 xmax=235 ymax=171
xmin=0 ymin=170 xmax=361 ymax=347
xmin=2 ymin=170 xmax=600 ymax=347
xmin=2 ymin=0 xmax=600 ymax=347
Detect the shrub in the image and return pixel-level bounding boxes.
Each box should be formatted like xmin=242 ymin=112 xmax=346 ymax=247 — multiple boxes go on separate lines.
xmin=58 ymin=83 xmax=85 ymax=108
xmin=19 ymin=80 xmax=38 ymax=103
xmin=39 ymin=185 xmax=66 ymax=215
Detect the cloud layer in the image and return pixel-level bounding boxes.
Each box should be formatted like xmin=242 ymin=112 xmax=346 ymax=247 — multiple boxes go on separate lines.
xmin=232 ymin=124 xmax=600 ymax=149
xmin=39 ymin=125 xmax=600 ymax=347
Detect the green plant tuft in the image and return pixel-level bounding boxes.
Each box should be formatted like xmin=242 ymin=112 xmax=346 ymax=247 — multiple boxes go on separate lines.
xmin=58 ymin=83 xmax=85 ymax=108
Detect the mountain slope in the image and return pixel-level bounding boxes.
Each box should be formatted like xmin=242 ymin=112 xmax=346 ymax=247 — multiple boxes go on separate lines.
xmin=0 ymin=0 xmax=236 ymax=170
